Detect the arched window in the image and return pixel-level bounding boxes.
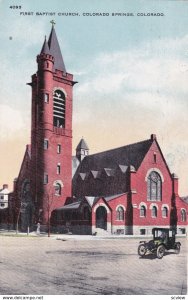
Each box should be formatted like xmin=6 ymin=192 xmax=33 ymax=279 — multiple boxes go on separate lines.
xmin=147 ymin=171 xmax=162 ymax=201
xmin=55 ymin=183 xmax=61 ymax=196
xmin=53 ymin=89 xmax=66 ymax=128
xmin=152 ymin=206 xmax=157 ymax=218
xmin=116 ymin=206 xmax=124 ymax=221
xmin=181 ymin=209 xmax=186 ymax=222
xmin=162 ymin=207 xmax=168 ymax=218
xmin=140 ymin=206 xmax=146 ymax=217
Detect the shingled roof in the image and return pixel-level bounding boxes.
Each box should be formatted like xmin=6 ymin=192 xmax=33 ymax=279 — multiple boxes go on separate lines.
xmin=40 ymin=36 xmax=51 ymax=55
xmin=73 ymin=137 xmax=154 ymax=197
xmin=78 ymin=138 xmax=153 ymax=173
xmin=76 ymin=138 xmax=89 ymax=151
xmin=48 ymin=25 xmax=66 ymax=73
xmin=180 ymin=196 xmax=188 ymax=205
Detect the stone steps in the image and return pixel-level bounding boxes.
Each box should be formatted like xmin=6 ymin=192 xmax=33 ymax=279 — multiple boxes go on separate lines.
xmin=94 ymin=228 xmax=110 ymax=236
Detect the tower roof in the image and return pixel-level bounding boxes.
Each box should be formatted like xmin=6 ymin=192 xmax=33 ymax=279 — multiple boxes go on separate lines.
xmin=48 ymin=24 xmax=66 ymax=73
xmin=40 ymin=36 xmax=51 ymax=55
xmin=76 ymin=138 xmax=89 ymax=151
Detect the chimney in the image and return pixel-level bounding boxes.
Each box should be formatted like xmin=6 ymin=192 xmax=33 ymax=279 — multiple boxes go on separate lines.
xmin=151 ymin=134 xmax=157 ymax=141
xmin=13 ymin=178 xmax=18 ymax=191
xmin=172 ymin=173 xmax=179 ymax=196
xmin=3 ymin=184 xmax=8 ymax=189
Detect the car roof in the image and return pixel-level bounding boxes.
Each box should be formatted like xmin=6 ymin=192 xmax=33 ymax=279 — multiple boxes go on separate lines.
xmin=152 ymin=228 xmax=173 ymax=231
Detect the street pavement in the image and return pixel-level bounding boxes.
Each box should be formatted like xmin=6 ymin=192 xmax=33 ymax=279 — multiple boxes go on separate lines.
xmin=0 ymin=233 xmax=187 ymax=295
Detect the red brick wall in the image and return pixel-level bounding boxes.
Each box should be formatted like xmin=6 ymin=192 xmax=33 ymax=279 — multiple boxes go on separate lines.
xmin=107 ymin=194 xmax=128 ymax=225
xmin=12 ymin=146 xmax=31 ymax=226
xmin=31 ymin=53 xmax=74 ymax=224
xmin=91 ymin=194 xmax=128 ymax=226
xmin=130 ymin=140 xmax=173 ymax=227
xmin=176 ymin=196 xmax=188 ymax=226
xmin=92 ymin=198 xmax=111 ymax=226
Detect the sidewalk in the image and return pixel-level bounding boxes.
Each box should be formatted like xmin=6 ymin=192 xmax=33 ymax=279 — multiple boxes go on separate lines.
xmin=0 ymin=229 xmax=151 ymax=239
xmin=0 ymin=229 xmax=186 ymax=240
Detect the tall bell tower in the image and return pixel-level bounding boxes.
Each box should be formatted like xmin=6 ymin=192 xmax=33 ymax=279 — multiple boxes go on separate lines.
xmin=30 ymin=21 xmax=76 ymax=224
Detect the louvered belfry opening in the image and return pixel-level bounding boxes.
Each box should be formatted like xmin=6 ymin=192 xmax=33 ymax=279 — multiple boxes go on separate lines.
xmin=53 ymin=89 xmax=66 ymax=127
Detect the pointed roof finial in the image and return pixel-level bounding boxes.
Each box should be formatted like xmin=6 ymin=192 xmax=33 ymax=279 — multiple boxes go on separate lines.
xmin=76 ymin=138 xmax=89 ymax=151
xmin=50 ymin=20 xmax=56 ymax=27
xmin=40 ymin=35 xmax=50 ymax=55
xmin=48 ymin=22 xmax=66 ymax=73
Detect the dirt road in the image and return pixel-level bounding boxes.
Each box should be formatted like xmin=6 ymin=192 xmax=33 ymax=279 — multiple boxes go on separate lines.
xmin=0 ymin=235 xmax=187 ymax=295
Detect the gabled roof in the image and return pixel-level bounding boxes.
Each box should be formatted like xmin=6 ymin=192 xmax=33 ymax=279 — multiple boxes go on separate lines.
xmin=102 ymin=168 xmax=115 ymax=177
xmin=0 ymin=188 xmax=9 ymax=194
xmin=90 ymin=170 xmax=99 ymax=179
xmin=48 ymin=25 xmax=66 ymax=73
xmin=27 ymin=144 xmax=31 ymax=159
xmin=76 ymin=138 xmax=89 ymax=151
xmin=104 ymin=193 xmax=126 ymax=202
xmin=56 ymin=201 xmax=81 ymax=210
xmin=79 ymin=173 xmax=87 ymax=180
xmin=15 ymin=144 xmax=31 ymax=188
xmin=85 ymin=196 xmax=97 ymax=207
xmin=180 ymin=196 xmax=188 ymax=205
xmin=72 ymin=156 xmax=80 ymax=177
xmin=72 ymin=134 xmax=172 ymax=197
xmin=78 ymin=138 xmax=152 ymax=173
xmin=56 ymin=193 xmax=126 ymax=212
xmin=118 ymin=165 xmax=128 ymax=173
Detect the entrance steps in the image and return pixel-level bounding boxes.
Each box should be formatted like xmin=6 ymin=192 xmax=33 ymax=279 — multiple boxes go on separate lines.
xmin=93 ymin=228 xmax=111 ymax=236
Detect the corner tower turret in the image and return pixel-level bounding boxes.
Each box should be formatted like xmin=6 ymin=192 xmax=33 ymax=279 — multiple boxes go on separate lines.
xmin=37 ymin=36 xmax=54 ymax=73
xmin=76 ymin=138 xmax=89 ymax=162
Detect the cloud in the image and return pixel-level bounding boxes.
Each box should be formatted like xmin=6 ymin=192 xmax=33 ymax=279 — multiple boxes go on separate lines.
xmin=76 ymin=36 xmax=188 ymax=97
xmin=73 ymin=35 xmax=188 ymax=195
xmin=74 ymin=35 xmax=188 ymax=123
xmin=0 ymin=104 xmax=29 ymax=140
xmin=0 ymin=15 xmax=46 ymax=49
xmin=0 ymin=23 xmax=187 ymax=194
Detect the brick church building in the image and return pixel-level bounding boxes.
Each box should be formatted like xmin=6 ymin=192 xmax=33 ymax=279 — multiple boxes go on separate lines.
xmin=12 ymin=23 xmax=187 ymax=235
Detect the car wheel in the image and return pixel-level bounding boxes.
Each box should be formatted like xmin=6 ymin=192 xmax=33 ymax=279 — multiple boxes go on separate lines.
xmin=138 ymin=244 xmax=147 ymax=257
xmin=157 ymin=245 xmax=165 ymax=259
xmin=175 ymin=244 xmax=180 ymax=254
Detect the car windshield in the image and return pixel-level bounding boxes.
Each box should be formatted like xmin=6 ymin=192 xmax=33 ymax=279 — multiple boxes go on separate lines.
xmin=154 ymin=230 xmax=168 ymax=239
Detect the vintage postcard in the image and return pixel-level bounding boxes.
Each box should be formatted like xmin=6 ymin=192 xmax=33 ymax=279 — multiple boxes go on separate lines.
xmin=0 ymin=0 xmax=187 ymax=298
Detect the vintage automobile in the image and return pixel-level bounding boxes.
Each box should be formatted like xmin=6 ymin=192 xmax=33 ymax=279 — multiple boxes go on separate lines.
xmin=138 ymin=228 xmax=181 ymax=259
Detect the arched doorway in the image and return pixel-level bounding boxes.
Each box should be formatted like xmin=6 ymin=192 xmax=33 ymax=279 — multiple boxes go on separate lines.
xmin=96 ymin=206 xmax=107 ymax=230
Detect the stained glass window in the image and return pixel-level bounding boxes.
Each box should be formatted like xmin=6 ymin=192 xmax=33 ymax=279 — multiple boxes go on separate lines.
xmin=152 ymin=206 xmax=157 ymax=217
xmin=140 ymin=206 xmax=146 ymax=217
xmin=181 ymin=209 xmax=186 ymax=222
xmin=55 ymin=183 xmax=61 ymax=195
xmin=116 ymin=206 xmax=124 ymax=220
xmin=147 ymin=171 xmax=162 ymax=200
xmin=162 ymin=207 xmax=168 ymax=218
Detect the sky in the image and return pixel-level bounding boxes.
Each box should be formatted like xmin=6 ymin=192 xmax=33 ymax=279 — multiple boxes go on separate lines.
xmin=0 ymin=0 xmax=188 ymax=195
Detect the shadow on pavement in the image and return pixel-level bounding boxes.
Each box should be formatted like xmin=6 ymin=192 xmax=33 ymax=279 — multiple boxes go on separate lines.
xmin=139 ymin=251 xmax=178 ymax=260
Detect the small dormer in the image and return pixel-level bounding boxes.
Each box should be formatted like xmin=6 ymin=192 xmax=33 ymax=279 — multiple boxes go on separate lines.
xmin=76 ymin=138 xmax=89 ymax=162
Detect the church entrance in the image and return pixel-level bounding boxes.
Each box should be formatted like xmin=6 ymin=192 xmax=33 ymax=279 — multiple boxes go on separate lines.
xmin=96 ymin=206 xmax=107 ymax=230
